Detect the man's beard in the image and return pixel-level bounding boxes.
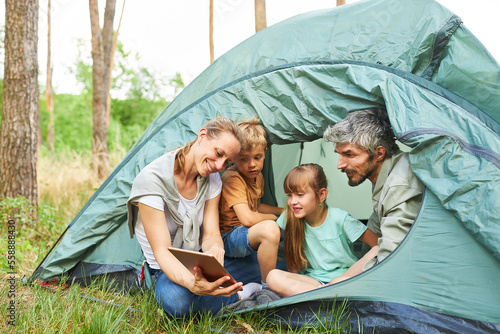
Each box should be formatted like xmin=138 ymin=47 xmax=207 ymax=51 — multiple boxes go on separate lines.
xmin=342 ymin=160 xmax=377 ymax=187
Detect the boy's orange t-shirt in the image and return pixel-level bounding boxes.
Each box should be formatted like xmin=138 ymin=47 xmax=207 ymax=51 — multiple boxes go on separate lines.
xmin=219 ymin=165 xmax=264 ymax=235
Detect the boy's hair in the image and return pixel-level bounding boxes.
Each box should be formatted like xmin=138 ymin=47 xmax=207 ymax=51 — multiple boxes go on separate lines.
xmin=283 ymin=163 xmax=328 ymax=272
xmin=237 ymin=119 xmax=268 ymax=152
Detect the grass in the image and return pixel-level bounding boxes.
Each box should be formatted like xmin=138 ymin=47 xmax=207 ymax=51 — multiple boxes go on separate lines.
xmin=0 ymin=150 xmax=355 ymax=333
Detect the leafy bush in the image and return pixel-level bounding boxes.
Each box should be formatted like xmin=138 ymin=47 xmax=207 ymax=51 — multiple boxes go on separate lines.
xmin=52 ymin=93 xmax=93 ymax=152
xmin=0 ymin=196 xmax=65 ymax=274
xmin=0 ymin=196 xmax=63 ymax=241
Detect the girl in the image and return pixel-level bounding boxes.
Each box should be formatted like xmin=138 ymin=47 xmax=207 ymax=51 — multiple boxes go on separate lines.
xmin=266 ymin=163 xmax=379 ymax=297
xmin=127 ymin=117 xmax=261 ymax=317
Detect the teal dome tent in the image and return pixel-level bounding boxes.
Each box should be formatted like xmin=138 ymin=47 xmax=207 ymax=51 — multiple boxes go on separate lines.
xmin=31 ymin=0 xmax=500 ymax=331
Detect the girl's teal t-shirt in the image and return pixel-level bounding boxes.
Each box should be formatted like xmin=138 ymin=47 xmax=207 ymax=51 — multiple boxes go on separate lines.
xmin=277 ymin=207 xmax=367 ymax=282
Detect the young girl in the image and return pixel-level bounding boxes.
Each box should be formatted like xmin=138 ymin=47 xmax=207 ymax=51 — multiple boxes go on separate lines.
xmin=266 ymin=163 xmax=379 ymax=297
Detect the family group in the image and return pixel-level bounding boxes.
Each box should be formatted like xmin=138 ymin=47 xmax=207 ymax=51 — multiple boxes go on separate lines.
xmin=126 ymin=107 xmax=424 ymax=317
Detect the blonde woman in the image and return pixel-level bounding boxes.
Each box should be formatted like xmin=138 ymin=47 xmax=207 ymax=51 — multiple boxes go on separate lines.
xmin=127 ymin=117 xmax=261 ymax=317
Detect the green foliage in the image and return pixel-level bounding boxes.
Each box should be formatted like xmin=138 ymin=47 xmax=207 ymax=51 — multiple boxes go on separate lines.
xmin=38 ymin=93 xmax=170 ymax=153
xmin=37 ymin=38 xmax=178 ymax=153
xmin=0 ymin=196 xmax=64 ymax=274
xmin=114 ymin=42 xmax=163 ymax=101
xmin=68 ymin=38 xmax=93 ymax=101
xmin=110 ymin=97 xmax=166 ymax=129
xmin=0 ymin=196 xmax=63 ymax=242
xmin=54 ymin=93 xmax=93 ymax=152
xmin=169 ymin=72 xmax=186 ymax=96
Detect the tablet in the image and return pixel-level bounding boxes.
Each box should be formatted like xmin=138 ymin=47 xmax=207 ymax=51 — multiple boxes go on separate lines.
xmin=168 ymin=247 xmax=237 ymax=287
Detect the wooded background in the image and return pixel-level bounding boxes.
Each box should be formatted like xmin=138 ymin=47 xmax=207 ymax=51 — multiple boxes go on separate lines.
xmin=0 ymin=0 xmax=279 ymax=209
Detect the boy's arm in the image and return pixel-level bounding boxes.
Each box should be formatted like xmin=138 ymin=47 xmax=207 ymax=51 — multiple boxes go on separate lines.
xmin=233 ymin=203 xmax=278 ymax=227
xmin=257 ymin=202 xmax=283 ymax=216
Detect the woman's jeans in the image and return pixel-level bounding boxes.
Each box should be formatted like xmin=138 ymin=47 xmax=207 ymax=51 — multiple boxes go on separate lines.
xmin=153 ymin=270 xmax=239 ymax=317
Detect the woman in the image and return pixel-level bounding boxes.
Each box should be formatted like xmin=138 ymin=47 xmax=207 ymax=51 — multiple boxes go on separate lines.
xmin=127 ymin=117 xmax=261 ymax=317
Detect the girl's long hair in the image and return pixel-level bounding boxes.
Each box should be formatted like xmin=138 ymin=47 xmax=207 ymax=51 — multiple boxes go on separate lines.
xmin=283 ymin=163 xmax=328 ymax=272
xmin=175 ymin=117 xmax=243 ymax=174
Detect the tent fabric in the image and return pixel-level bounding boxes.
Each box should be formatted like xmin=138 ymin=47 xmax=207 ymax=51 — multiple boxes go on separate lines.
xmin=262 ymin=300 xmax=500 ymax=333
xmin=31 ymin=0 xmax=500 ymax=331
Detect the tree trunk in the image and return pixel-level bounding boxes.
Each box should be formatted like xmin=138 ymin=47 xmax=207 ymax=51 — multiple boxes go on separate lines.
xmin=89 ymin=0 xmax=116 ymax=180
xmin=337 ymin=0 xmax=346 ymax=6
xmin=46 ymin=0 xmax=55 ymax=151
xmin=106 ymin=0 xmax=126 ymax=129
xmin=209 ymin=0 xmax=214 ymax=63
xmin=0 ymin=0 xmax=39 ymax=206
xmin=255 ymin=0 xmax=267 ymax=32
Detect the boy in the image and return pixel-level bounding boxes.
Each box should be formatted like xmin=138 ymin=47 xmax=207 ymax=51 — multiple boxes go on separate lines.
xmin=219 ymin=119 xmax=283 ymax=284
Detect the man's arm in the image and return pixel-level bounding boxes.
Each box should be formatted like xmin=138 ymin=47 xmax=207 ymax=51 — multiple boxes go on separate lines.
xmin=376 ymin=183 xmax=422 ymax=261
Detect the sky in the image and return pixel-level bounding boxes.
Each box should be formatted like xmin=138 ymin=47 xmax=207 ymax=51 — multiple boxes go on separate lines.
xmin=1 ymin=0 xmax=499 ymax=97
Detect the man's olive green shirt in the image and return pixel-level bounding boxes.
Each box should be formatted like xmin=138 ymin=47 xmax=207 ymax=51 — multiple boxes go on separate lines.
xmin=364 ymin=151 xmax=424 ymax=269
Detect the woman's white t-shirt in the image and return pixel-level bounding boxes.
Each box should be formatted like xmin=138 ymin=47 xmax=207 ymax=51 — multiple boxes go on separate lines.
xmin=133 ymin=173 xmax=222 ymax=269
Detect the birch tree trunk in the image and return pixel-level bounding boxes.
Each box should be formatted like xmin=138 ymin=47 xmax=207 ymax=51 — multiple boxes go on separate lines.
xmin=255 ymin=0 xmax=267 ymax=32
xmin=209 ymin=0 xmax=214 ymax=63
xmin=106 ymin=0 xmax=126 ymax=129
xmin=46 ymin=0 xmax=55 ymax=151
xmin=89 ymin=0 xmax=116 ymax=180
xmin=0 ymin=0 xmax=39 ymax=205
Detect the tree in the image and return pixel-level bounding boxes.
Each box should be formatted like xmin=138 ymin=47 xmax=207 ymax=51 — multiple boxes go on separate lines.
xmin=209 ymin=0 xmax=214 ymax=63
xmin=255 ymin=0 xmax=267 ymax=32
xmin=89 ymin=0 xmax=117 ymax=180
xmin=0 ymin=0 xmax=39 ymax=205
xmin=106 ymin=0 xmax=126 ymax=129
xmin=46 ymin=0 xmax=55 ymax=151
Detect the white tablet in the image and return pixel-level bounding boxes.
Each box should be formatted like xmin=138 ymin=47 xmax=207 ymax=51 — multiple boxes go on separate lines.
xmin=168 ymin=247 xmax=237 ymax=287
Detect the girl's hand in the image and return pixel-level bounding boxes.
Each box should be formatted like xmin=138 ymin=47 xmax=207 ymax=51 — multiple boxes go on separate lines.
xmin=190 ymin=266 xmax=243 ymax=297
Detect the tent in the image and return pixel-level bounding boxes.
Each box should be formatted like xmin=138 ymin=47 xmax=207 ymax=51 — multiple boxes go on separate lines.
xmin=31 ymin=0 xmax=500 ymax=332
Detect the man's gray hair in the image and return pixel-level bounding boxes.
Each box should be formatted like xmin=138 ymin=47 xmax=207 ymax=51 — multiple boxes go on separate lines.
xmin=323 ymin=107 xmax=399 ymax=158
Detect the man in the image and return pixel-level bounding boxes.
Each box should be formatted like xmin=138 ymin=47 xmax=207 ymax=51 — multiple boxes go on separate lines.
xmin=323 ymin=107 xmax=424 ymax=274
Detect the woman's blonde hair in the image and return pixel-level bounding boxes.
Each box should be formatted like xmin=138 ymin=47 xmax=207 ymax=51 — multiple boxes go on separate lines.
xmin=283 ymin=163 xmax=328 ymax=272
xmin=175 ymin=117 xmax=243 ymax=173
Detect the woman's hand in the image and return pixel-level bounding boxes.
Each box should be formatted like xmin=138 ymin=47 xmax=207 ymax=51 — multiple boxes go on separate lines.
xmin=190 ymin=266 xmax=243 ymax=297
xmin=204 ymin=243 xmax=225 ymax=265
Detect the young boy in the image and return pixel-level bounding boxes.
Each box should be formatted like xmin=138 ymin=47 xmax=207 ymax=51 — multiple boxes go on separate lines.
xmin=219 ymin=119 xmax=283 ymax=284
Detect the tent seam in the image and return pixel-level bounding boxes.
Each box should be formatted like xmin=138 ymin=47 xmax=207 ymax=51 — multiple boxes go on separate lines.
xmin=420 ymin=15 xmax=462 ymax=80
xmin=398 ymin=129 xmax=500 ymax=168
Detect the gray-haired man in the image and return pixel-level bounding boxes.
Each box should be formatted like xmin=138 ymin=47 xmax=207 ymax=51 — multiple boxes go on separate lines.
xmin=324 ymin=107 xmax=424 ymax=280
